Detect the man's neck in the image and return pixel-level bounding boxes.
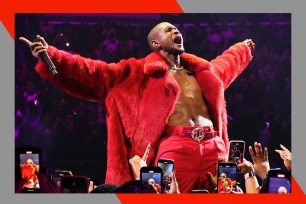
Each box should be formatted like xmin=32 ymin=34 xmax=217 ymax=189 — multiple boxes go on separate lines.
xmin=159 ymin=50 xmax=180 ymax=67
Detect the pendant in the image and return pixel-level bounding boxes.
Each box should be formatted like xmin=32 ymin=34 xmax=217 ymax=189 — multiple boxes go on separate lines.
xmin=187 ymin=70 xmax=193 ymax=76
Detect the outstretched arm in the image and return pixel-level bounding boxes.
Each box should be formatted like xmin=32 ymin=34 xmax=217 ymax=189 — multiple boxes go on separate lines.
xmin=19 ymin=35 xmax=128 ymax=103
xmin=210 ymin=39 xmax=254 ymax=89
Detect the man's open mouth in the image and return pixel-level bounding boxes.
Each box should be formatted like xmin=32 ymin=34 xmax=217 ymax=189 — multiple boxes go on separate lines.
xmin=173 ymin=35 xmax=182 ymax=45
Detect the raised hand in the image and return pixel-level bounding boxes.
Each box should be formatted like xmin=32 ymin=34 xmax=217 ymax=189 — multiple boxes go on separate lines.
xmin=129 ymin=143 xmax=151 ymax=179
xmin=19 ymin=35 xmax=48 ymax=59
xmin=275 ymin=144 xmax=292 ymax=171
xmin=168 ymin=171 xmax=180 ymax=194
xmin=249 ymin=142 xmax=270 ymax=180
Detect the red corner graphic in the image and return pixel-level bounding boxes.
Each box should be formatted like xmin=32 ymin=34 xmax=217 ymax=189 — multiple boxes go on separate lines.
xmin=117 ymin=176 xmax=305 ymax=204
xmin=0 ymin=0 xmax=183 ymax=39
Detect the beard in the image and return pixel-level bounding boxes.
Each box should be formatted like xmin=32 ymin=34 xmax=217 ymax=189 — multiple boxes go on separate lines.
xmin=167 ymin=46 xmax=185 ymax=55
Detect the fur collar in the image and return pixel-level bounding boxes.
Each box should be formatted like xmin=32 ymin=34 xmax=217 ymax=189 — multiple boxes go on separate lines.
xmin=144 ymin=51 xmax=211 ymax=75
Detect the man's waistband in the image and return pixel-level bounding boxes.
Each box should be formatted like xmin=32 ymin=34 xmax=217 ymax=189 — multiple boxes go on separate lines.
xmin=163 ymin=125 xmax=217 ymax=142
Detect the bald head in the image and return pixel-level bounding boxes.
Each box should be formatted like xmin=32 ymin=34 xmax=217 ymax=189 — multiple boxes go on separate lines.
xmin=147 ymin=22 xmax=185 ymax=55
xmin=147 ymin=22 xmax=171 ymax=51
xmin=26 ymin=159 xmax=33 ymax=164
xmin=148 ymin=178 xmax=155 ymax=185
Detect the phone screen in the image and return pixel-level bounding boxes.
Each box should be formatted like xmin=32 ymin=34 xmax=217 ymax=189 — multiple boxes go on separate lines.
xmin=140 ymin=167 xmax=163 ymax=193
xmin=19 ymin=151 xmax=40 ymax=192
xmin=217 ymin=162 xmax=237 ymax=194
xmin=267 ymin=170 xmax=291 ymax=194
xmin=158 ymin=159 xmax=174 ymax=193
xmin=268 ymin=177 xmax=291 ymax=193
xmin=228 ymin=141 xmax=245 ymax=164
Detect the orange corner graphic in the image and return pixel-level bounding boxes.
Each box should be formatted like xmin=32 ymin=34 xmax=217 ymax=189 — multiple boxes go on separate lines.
xmin=0 ymin=0 xmax=183 ymax=39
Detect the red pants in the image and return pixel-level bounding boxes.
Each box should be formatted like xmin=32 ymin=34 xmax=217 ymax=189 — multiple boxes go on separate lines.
xmin=154 ymin=125 xmax=226 ymax=193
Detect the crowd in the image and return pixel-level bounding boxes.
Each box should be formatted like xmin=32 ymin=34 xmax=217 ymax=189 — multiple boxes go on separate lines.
xmin=15 ymin=13 xmax=291 ymax=187
xmin=16 ymin=142 xmax=291 ymax=194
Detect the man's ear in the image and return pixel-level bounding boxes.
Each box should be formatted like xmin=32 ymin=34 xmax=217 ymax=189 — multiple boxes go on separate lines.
xmin=151 ymin=40 xmax=161 ymax=50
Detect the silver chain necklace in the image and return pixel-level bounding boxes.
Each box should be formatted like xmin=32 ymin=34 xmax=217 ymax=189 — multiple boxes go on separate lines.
xmin=168 ymin=64 xmax=184 ymax=71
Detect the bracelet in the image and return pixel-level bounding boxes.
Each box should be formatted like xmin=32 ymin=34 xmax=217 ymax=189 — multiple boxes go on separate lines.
xmin=244 ymin=172 xmax=256 ymax=180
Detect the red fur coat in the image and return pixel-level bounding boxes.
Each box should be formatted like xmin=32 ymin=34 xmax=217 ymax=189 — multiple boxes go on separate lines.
xmin=35 ymin=42 xmax=252 ymax=185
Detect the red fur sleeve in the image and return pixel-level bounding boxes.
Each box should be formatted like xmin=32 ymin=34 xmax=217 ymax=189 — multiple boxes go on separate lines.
xmin=210 ymin=42 xmax=253 ymax=89
xmin=35 ymin=46 xmax=128 ymax=103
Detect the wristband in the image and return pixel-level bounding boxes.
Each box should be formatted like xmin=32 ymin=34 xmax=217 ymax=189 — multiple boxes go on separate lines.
xmin=244 ymin=172 xmax=256 ymax=180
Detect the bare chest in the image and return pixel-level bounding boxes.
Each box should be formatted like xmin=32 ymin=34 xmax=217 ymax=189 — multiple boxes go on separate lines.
xmin=171 ymin=69 xmax=203 ymax=99
xmin=167 ymin=69 xmax=212 ymax=126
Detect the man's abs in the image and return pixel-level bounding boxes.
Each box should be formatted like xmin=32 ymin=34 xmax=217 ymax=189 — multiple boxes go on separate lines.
xmin=167 ymin=69 xmax=213 ymax=126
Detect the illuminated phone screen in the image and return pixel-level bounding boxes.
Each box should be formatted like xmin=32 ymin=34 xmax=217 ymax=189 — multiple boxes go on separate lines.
xmin=217 ymin=163 xmax=237 ymax=194
xmin=228 ymin=141 xmax=245 ymax=164
xmin=268 ymin=177 xmax=291 ymax=193
xmin=158 ymin=161 xmax=174 ymax=193
xmin=19 ymin=152 xmax=40 ymax=192
xmin=141 ymin=168 xmax=163 ymax=194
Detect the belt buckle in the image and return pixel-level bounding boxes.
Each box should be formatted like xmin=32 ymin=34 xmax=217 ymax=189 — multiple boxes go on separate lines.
xmin=191 ymin=127 xmax=206 ymax=142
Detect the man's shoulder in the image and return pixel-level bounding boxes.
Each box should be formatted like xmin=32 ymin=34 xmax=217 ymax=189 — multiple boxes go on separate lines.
xmin=180 ymin=52 xmax=211 ymax=71
xmin=181 ymin=52 xmax=208 ymax=62
xmin=119 ymin=57 xmax=145 ymax=65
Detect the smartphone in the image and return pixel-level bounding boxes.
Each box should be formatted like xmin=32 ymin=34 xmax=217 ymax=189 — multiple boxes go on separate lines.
xmin=49 ymin=169 xmax=73 ymax=187
xmin=16 ymin=148 xmax=41 ymax=193
xmin=228 ymin=140 xmax=245 ymax=164
xmin=157 ymin=158 xmax=174 ymax=193
xmin=266 ymin=169 xmax=291 ymax=194
xmin=217 ymin=162 xmax=237 ymax=194
xmin=140 ymin=166 xmax=163 ymax=193
xmin=61 ymin=176 xmax=89 ymax=193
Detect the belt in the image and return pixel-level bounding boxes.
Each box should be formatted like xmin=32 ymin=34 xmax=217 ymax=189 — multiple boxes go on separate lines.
xmin=163 ymin=125 xmax=217 ymax=142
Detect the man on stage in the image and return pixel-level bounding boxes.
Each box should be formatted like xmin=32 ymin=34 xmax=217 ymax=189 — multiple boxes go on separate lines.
xmin=20 ymin=21 xmax=254 ymax=193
